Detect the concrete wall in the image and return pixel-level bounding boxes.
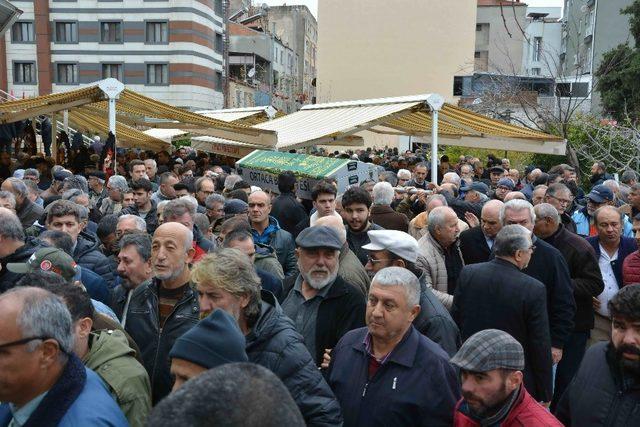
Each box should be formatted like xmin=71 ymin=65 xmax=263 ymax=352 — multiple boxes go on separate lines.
xmin=316 ymin=0 xmax=476 ymax=103
xmin=476 ymin=3 xmax=527 ymax=74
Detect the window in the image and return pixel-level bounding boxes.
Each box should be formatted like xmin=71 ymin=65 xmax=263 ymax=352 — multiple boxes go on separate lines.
xmin=474 ymin=51 xmax=481 ymax=58
xmin=533 ymin=37 xmax=542 ymax=61
xmin=453 ymin=76 xmax=463 ymax=96
xmin=146 ymin=63 xmax=168 ymax=85
xmin=215 ymin=71 xmax=223 ymax=92
xmin=146 ymin=21 xmax=168 ymax=44
xmin=572 ymin=82 xmax=589 ymax=98
xmin=100 ymin=21 xmax=123 ymax=43
xmin=11 ymin=22 xmax=34 ymax=43
xmin=13 ymin=62 xmax=36 ymax=84
xmin=215 ymin=33 xmax=223 ymax=54
xmin=476 ymin=24 xmax=482 ymax=31
xmin=102 ymin=63 xmax=123 ymax=80
xmin=55 ymin=22 xmax=78 ymax=43
xmin=531 ymin=68 xmax=541 ymax=76
xmin=56 ymin=63 xmax=78 ymax=84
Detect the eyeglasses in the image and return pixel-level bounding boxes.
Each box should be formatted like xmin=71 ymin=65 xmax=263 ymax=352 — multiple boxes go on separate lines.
xmin=366 ymin=255 xmax=393 ymax=264
xmin=0 ymin=336 xmax=50 ymax=351
xmin=548 ymin=195 xmax=573 ymax=205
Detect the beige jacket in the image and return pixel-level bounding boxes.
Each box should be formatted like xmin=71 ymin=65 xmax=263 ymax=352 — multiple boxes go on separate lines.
xmin=408 ymin=212 xmax=469 ymax=241
xmin=416 ymin=231 xmax=463 ymax=310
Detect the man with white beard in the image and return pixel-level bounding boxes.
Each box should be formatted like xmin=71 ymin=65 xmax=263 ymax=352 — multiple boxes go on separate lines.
xmin=281 ymin=226 xmax=366 ymax=365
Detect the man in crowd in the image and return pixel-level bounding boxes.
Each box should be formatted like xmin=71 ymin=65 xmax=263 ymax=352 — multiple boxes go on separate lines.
xmin=407 ymin=162 xmax=429 ymax=189
xmin=270 ymin=171 xmax=308 ymax=235
xmin=544 ymin=183 xmax=577 ymax=233
xmin=0 ymin=207 xmax=41 ymax=292
xmin=293 ymin=180 xmax=340 ymax=237
xmin=113 ymin=233 xmax=153 ymax=325
xmin=205 ymin=193 xmax=226 ymax=232
xmin=493 ymin=177 xmax=514 ymax=201
xmin=248 ymin=190 xmax=297 ymax=277
xmin=151 ymin=172 xmax=179 ymax=205
xmin=589 ymin=161 xmax=613 ymax=186
xmin=192 ymin=249 xmax=343 ymax=425
xmin=444 ymin=181 xmax=489 ymax=220
xmin=556 ymin=284 xmax=640 ymax=425
xmin=459 ymin=199 xmax=503 ymax=265
xmin=532 ymin=184 xmax=548 ymax=205
xmin=452 ymin=225 xmax=553 ymax=403
xmin=369 ymin=181 xmax=409 ymax=232
xmin=342 ymin=186 xmax=383 ymax=266
xmin=0 ymin=191 xmax=15 ymax=212
xmin=40 ymin=169 xmax=72 ymax=203
xmin=194 ymin=177 xmax=215 ymax=214
xmin=417 ymin=206 xmax=463 ymax=309
xmin=451 ymin=329 xmax=563 ymax=426
xmin=572 ymin=184 xmax=634 ymax=237
xmin=120 ymin=178 xmax=158 ymax=235
xmin=168 ymin=309 xmax=248 ymax=391
xmin=0 ymin=287 xmax=128 ymax=426
xmin=533 ymin=203 xmax=605 ymax=407
xmin=500 ymin=199 xmax=575 ymax=368
xmin=586 ymin=205 xmax=638 ymax=344
xmin=363 ymin=229 xmax=460 ymax=356
xmin=163 ymin=198 xmax=213 ymax=261
xmin=281 ymin=226 xmax=365 ymax=365
xmin=40 ymin=280 xmax=151 ymax=427
xmin=125 ymin=222 xmax=198 ymax=403
xmin=327 ymin=266 xmax=460 ymax=425
xmin=87 ymin=171 xmax=107 ymax=209
xmin=100 ymin=175 xmax=129 ymax=216
xmin=1 ymin=177 xmax=43 ymax=229
xmin=145 ymin=159 xmax=159 ymax=185
xmin=129 ymin=160 xmax=148 ymax=182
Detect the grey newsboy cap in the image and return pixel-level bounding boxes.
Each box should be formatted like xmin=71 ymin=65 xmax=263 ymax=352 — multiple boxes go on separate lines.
xmin=296 ymin=226 xmax=343 ymax=250
xmin=362 ymin=230 xmax=419 ymax=263
xmin=450 ymin=329 xmax=525 ymax=372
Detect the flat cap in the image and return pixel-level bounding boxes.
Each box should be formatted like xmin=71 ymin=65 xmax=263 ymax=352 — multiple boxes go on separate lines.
xmin=224 ymin=199 xmax=248 ymax=215
xmin=88 ymin=171 xmax=106 ymax=181
xmin=450 ymin=329 xmax=525 ymax=372
xmin=459 ymin=181 xmax=489 ymax=195
xmin=53 ymin=170 xmax=73 ymax=182
xmin=497 ymin=178 xmax=515 ymax=190
xmin=362 ymin=230 xmax=419 ymax=263
xmin=489 ymin=166 xmax=505 ymax=174
xmin=588 ymin=184 xmax=614 ymax=203
xmin=296 ymin=226 xmax=343 ymax=250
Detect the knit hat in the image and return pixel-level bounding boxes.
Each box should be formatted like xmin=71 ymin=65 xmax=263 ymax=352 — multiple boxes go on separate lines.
xmin=169 ymin=309 xmax=248 ymax=370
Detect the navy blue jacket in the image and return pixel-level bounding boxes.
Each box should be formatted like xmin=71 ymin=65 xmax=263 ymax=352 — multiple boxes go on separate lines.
xmin=327 ymin=326 xmax=460 ymax=427
xmin=79 ymin=266 xmax=110 ymax=305
xmin=256 ymin=268 xmax=283 ymax=300
xmin=586 ymin=236 xmax=638 ymax=288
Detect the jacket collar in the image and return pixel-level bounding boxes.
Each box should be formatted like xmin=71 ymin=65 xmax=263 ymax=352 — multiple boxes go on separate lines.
xmin=353 ymin=326 xmax=419 ymax=369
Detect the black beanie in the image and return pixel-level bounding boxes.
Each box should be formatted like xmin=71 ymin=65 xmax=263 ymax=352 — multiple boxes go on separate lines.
xmin=169 ymin=309 xmax=248 ymax=369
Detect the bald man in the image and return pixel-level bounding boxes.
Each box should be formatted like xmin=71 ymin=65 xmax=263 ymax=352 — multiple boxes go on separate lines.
xmin=248 ymin=191 xmax=297 ymax=277
xmin=124 ymin=222 xmax=199 ymax=404
xmin=315 ymin=215 xmax=370 ymax=294
xmin=459 ymin=200 xmax=504 ymax=265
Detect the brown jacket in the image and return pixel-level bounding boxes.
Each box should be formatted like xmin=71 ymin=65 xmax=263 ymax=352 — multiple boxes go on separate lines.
xmin=370 ymin=204 xmax=409 ymax=232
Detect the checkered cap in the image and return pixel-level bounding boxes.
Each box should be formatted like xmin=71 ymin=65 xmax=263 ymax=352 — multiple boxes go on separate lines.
xmin=450 ymin=329 xmax=525 ymax=372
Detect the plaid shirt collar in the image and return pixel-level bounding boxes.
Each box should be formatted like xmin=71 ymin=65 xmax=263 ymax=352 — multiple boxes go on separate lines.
xmin=363 ymin=332 xmax=393 ymax=364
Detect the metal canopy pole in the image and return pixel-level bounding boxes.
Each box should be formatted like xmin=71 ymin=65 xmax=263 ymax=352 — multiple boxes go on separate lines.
xmin=98 ymin=78 xmax=125 ymax=172
xmin=425 ymin=94 xmax=445 ymax=185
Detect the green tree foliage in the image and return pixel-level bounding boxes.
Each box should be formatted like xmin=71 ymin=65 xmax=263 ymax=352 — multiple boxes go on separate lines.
xmin=596 ymin=1 xmax=640 ymax=121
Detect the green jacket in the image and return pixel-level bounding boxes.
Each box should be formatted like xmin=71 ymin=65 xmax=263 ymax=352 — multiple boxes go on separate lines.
xmin=83 ymin=329 xmax=152 ymax=427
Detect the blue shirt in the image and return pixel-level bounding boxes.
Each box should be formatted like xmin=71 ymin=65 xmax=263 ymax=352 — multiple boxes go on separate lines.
xmin=8 ymin=392 xmax=47 ymax=427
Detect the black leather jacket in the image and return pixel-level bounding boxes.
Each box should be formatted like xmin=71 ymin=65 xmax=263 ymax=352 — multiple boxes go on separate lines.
xmin=124 ymin=278 xmax=199 ymax=404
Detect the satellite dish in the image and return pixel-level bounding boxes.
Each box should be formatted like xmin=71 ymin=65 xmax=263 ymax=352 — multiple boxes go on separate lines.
xmin=247 ymin=68 xmax=256 ymax=78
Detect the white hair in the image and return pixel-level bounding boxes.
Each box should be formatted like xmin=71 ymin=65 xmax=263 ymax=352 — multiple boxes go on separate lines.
xmin=397 ymin=169 xmax=411 ymax=180
xmin=442 ymin=172 xmax=461 ymax=187
xmin=372 ymin=181 xmax=394 ymax=205
xmin=500 ymin=199 xmax=536 ymax=225
xmin=371 ymin=267 xmax=420 ymax=306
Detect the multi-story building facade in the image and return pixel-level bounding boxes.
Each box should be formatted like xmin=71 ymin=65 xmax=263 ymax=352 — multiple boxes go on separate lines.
xmin=475 ymin=0 xmax=527 ymax=74
xmin=1 ymin=0 xmax=225 ymax=110
xmin=560 ymin=0 xmax=634 ymax=114
xmin=522 ymin=7 xmax=562 ymax=77
xmin=265 ymin=5 xmax=316 ymax=104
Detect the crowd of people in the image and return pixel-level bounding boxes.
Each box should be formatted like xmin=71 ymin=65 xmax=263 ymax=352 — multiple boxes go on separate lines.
xmin=0 ymin=141 xmax=638 ymax=427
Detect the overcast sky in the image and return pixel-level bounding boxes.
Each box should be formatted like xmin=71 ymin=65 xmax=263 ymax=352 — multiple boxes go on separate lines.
xmin=261 ymin=0 xmax=565 ymax=19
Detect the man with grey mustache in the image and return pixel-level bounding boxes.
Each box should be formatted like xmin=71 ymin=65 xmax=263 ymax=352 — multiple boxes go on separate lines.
xmin=282 ymin=226 xmax=366 ymax=366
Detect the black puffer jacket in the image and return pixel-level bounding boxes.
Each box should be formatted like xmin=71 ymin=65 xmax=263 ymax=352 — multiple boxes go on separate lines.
xmin=73 ymin=233 xmax=115 ymax=286
xmin=245 ymin=291 xmax=343 ymax=426
xmin=119 ymin=203 xmax=159 ymax=235
xmin=555 ymin=342 xmax=640 ymax=426
xmin=124 ymin=278 xmax=199 ymax=404
xmin=0 ymin=238 xmax=42 ymax=292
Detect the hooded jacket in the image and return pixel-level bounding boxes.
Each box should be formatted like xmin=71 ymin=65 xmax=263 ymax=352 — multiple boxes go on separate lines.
xmin=74 ymin=233 xmax=115 ymax=286
xmin=251 ymin=216 xmax=298 ymax=277
xmin=255 ymin=242 xmax=285 ymax=280
xmin=245 ymin=290 xmax=343 ymax=426
xmin=0 ymin=237 xmax=41 ymax=292
xmin=83 ymin=329 xmax=152 ymax=427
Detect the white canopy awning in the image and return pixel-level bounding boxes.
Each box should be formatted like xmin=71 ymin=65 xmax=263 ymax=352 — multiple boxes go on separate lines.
xmin=195 ymin=106 xmax=277 ymax=123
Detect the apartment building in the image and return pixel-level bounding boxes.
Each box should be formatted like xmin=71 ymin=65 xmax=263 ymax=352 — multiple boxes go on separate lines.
xmin=2 ymin=0 xmax=225 ymax=110
xmin=475 ymin=0 xmax=527 ymax=74
xmin=560 ymin=0 xmax=634 ymax=114
xmin=521 ymin=7 xmax=562 ymax=77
